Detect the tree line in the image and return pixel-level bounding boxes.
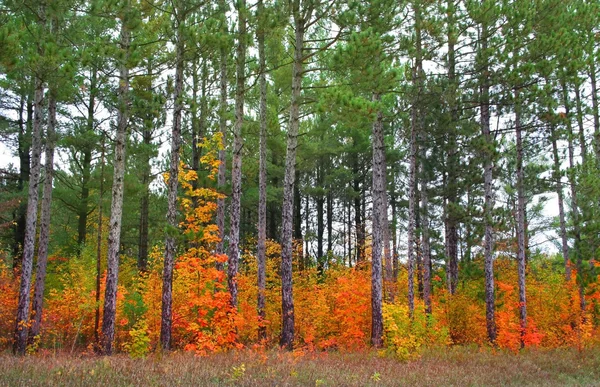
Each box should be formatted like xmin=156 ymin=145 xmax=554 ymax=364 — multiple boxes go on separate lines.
xmin=0 ymin=0 xmax=599 ymax=355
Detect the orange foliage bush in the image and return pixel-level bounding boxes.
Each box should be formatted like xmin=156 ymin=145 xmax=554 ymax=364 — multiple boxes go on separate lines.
xmin=0 ymin=262 xmax=18 ymax=348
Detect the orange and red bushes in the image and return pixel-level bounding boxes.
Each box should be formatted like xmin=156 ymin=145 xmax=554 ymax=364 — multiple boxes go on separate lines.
xmin=237 ymin=249 xmax=372 ymax=351
xmin=237 ymin=240 xmax=282 ymax=344
xmin=320 ymin=267 xmax=371 ymax=350
xmin=0 ymin=263 xmax=18 ymax=349
xmin=444 ymin=289 xmax=488 ymax=346
xmin=172 ymin=251 xmax=240 ymax=355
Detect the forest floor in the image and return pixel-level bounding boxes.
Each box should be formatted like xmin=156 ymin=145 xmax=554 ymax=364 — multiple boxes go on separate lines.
xmin=1 ymin=346 xmax=599 ymax=386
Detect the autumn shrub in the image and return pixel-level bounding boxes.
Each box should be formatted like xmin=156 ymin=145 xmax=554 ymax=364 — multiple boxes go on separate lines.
xmin=383 ymin=301 xmax=450 ymax=360
xmin=237 ymin=239 xmax=282 ymax=344
xmin=0 ymin=263 xmax=18 ymax=350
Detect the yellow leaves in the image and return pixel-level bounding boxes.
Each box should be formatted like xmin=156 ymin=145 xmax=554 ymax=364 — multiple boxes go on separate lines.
xmin=382 ymin=301 xmax=450 ymax=361
xmin=124 ymin=320 xmax=151 ymax=358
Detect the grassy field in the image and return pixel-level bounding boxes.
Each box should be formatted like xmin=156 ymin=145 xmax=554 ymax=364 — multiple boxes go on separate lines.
xmin=1 ymin=347 xmax=599 ymax=386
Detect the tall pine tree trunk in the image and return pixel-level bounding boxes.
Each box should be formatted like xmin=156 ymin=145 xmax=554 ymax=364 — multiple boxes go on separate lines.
xmin=216 ymin=0 xmax=228 ymax=262
xmin=515 ymin=94 xmax=527 ymax=347
xmin=407 ymin=0 xmax=423 ymax=317
xmin=480 ymin=13 xmax=497 ymax=344
xmin=327 ymin=190 xmax=333 ymax=254
xmin=13 ymin=91 xmax=31 ymax=269
xmin=590 ymin=62 xmax=600 ymax=164
xmin=13 ymin=5 xmax=46 ymax=352
xmin=550 ymin=122 xmax=570 ymax=281
xmin=371 ymin=93 xmax=384 ymax=347
xmin=227 ymin=0 xmax=247 ymax=308
xmin=94 ymin=136 xmax=106 ymax=347
xmin=138 ymin=62 xmax=152 ymax=272
xmin=101 ymin=14 xmax=130 ymax=355
xmin=391 ymin=193 xmax=398 ymax=279
xmin=574 ymin=83 xmax=588 ymax=164
xmin=257 ymin=0 xmax=267 ymax=340
xmin=347 ymin=199 xmax=352 ymax=266
xmin=445 ymin=0 xmax=459 ymax=294
xmin=562 ymin=82 xmax=585 ymax=313
xmin=77 ymin=148 xmax=92 ymax=251
xmin=280 ymin=1 xmax=305 ymax=349
xmin=29 ymin=87 xmax=57 ymax=345
xmin=421 ymin=157 xmax=432 ymax=316
xmin=160 ymin=20 xmax=184 ymax=351
xmin=352 ymin=150 xmax=364 ymax=262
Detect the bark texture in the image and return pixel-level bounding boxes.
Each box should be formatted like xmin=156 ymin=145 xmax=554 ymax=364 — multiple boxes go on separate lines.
xmin=29 ymin=88 xmax=57 ymax=344
xmin=480 ymin=16 xmax=497 ymax=344
xmin=420 ymin=158 xmax=431 ymax=316
xmin=445 ymin=0 xmax=459 ymax=295
xmin=515 ymin=97 xmax=527 ymax=347
xmin=562 ymin=82 xmax=586 ymax=313
xmin=257 ymin=0 xmax=267 ymax=340
xmin=95 ymin=137 xmax=106 ymax=347
xmin=101 ymin=14 xmax=130 ymax=355
xmin=216 ymin=0 xmax=228 ymax=263
xmin=550 ymin=121 xmax=570 ymax=281
xmin=370 ymin=93 xmax=385 ymax=347
xmin=14 ymin=27 xmax=45 ymax=354
xmin=407 ymin=0 xmax=423 ymax=317
xmin=280 ymin=2 xmax=305 ymax=349
xmin=228 ymin=0 xmax=246 ymax=308
xmin=160 ymin=21 xmax=184 ymax=351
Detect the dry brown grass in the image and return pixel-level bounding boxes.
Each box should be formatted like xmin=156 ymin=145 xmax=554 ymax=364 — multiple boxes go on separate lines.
xmin=1 ymin=347 xmax=599 ymax=386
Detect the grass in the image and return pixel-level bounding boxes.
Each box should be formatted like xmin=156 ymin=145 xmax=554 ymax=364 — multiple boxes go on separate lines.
xmin=1 ymin=347 xmax=599 ymax=386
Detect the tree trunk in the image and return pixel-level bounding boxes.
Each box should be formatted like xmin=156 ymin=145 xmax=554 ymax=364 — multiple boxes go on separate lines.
xmin=391 ymin=193 xmax=398 ymax=279
xmin=347 ymin=199 xmax=352 ymax=267
xmin=316 ymin=191 xmax=324 ymax=262
xmin=95 ymin=136 xmax=106 ymax=347
xmin=562 ymin=81 xmax=585 ymax=313
xmin=421 ymin=158 xmax=431 ymax=316
xmin=82 ymin=67 xmax=97 ymax=256
xmin=327 ymin=190 xmax=333 ymax=254
xmin=269 ymin=155 xmax=279 ymax=241
xmin=407 ymin=114 xmax=418 ymax=316
xmin=29 ymin=87 xmax=57 ymax=345
xmin=216 ymin=0 xmax=228 ymax=263
xmin=303 ymin=194 xmax=309 ymax=270
xmin=280 ymin=2 xmax=304 ymax=349
xmin=293 ymin=170 xmax=302 ymax=240
xmin=227 ymin=0 xmax=246 ymax=308
xmin=191 ymin=59 xmax=207 ymax=195
xmin=550 ymin=124 xmax=570 ymax=281
xmin=371 ymin=93 xmax=385 ymax=347
xmin=101 ymin=15 xmax=130 ymax=355
xmin=138 ymin=117 xmax=151 ymax=272
xmin=77 ymin=147 xmax=92 ymax=251
xmin=480 ymin=17 xmax=497 ymax=344
xmin=13 ymin=92 xmax=31 ymax=269
xmin=13 ymin=19 xmax=45 ymax=353
xmin=257 ymin=0 xmax=267 ymax=340
xmin=549 ymin=104 xmax=571 ymax=281
xmin=515 ymin=93 xmax=527 ymax=347
xmin=352 ymin=150 xmax=364 ymax=263
xmin=160 ymin=20 xmax=184 ymax=351
xmin=383 ymin=191 xmax=393 ymax=285
xmin=408 ymin=0 xmax=423 ymax=317
xmin=590 ymin=62 xmax=600 ymax=164
xmin=574 ymin=84 xmax=588 ymax=165
xmin=445 ymin=0 xmax=459 ymax=295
